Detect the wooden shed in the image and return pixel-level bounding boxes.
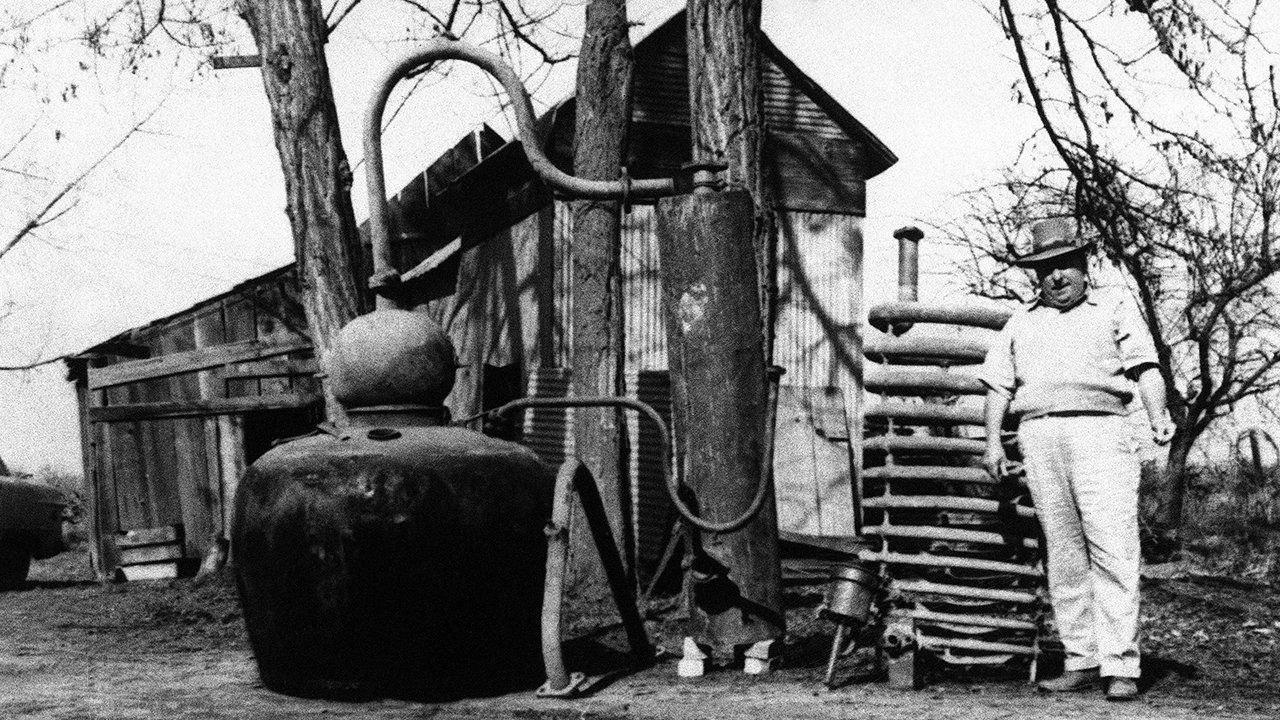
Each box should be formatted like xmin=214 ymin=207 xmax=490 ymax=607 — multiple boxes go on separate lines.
xmin=66 ymin=11 xmax=896 ymax=580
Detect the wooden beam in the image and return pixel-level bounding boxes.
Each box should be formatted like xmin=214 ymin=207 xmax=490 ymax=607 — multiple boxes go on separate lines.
xmin=88 ymin=392 xmax=321 ymax=423
xmin=88 ymin=339 xmax=311 ymax=390
xmin=219 ymin=358 xmax=319 ymax=380
xmin=212 ymin=54 xmax=262 ymax=70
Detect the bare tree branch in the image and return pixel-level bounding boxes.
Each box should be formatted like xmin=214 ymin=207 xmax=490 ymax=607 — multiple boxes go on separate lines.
xmin=1 ymin=105 xmax=160 ymax=262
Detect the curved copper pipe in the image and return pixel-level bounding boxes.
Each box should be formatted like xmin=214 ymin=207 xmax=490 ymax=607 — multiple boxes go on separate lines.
xmin=363 ymin=38 xmax=678 ymax=307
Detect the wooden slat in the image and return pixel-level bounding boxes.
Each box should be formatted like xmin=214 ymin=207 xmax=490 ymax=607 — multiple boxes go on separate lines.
xmin=120 ymin=544 xmax=184 ymax=565
xmin=211 ymin=55 xmax=260 ymax=69
xmin=117 ymin=524 xmax=180 ymax=547
xmin=220 ymin=359 xmax=319 ymax=379
xmin=88 ymin=392 xmax=322 ymax=423
xmin=109 ymin=421 xmax=152 ymax=530
xmin=218 ymin=415 xmax=246 ymax=542
xmin=88 ymin=339 xmax=311 ymax=390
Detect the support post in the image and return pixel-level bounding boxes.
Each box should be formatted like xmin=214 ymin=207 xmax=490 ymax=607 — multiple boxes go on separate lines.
xmin=655 ymin=189 xmax=784 ymax=663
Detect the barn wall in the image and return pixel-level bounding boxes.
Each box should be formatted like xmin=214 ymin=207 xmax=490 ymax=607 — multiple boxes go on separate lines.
xmin=79 ymin=270 xmax=317 ymax=577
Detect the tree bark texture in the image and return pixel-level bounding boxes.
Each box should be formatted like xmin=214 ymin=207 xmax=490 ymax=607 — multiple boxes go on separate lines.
xmin=568 ymin=0 xmax=634 ymax=602
xmin=686 ymin=0 xmax=775 ymax=355
xmin=657 ymin=190 xmax=784 ymax=653
xmin=239 ymin=0 xmax=366 ymax=421
xmin=1158 ymin=432 xmax=1193 ymax=531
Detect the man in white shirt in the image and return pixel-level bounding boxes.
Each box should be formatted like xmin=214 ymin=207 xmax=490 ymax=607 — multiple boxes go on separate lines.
xmin=980 ymin=217 xmax=1175 ymax=701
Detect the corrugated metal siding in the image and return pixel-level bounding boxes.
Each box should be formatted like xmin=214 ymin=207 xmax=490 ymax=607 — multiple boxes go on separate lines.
xmin=621 ymin=206 xmax=668 ymax=373
xmin=522 ymin=366 xmax=573 ymax=467
xmin=553 ymin=202 xmax=668 ymax=374
xmin=555 ymin=203 xmax=863 ymax=396
xmin=628 ymin=370 xmax=676 ymax=571
xmin=774 ymin=212 xmax=863 ymax=400
xmin=762 ymin=61 xmax=846 ymax=139
xmin=632 ymin=20 xmax=848 ymax=140
xmin=519 ymin=363 xmax=674 ymax=572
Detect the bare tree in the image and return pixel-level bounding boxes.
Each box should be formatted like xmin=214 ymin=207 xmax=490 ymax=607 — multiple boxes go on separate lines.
xmin=946 ymin=0 xmax=1280 ymax=540
xmin=568 ymin=0 xmax=632 ymax=604
xmin=0 ymin=3 xmax=174 ymax=370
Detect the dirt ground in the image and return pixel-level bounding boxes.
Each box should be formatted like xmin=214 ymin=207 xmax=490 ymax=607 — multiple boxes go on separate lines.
xmin=2 ymin=546 xmax=1278 ymax=720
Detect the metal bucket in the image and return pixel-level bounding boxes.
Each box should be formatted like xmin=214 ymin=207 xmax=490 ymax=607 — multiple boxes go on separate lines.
xmin=823 ymin=561 xmax=879 ymax=623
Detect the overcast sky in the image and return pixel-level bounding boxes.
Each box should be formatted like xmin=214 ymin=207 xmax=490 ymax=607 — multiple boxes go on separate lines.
xmin=0 ymin=0 xmax=1043 ymax=473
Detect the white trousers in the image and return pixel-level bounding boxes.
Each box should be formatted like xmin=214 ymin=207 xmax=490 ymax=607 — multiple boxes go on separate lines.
xmin=1018 ymin=414 xmax=1141 ymax=678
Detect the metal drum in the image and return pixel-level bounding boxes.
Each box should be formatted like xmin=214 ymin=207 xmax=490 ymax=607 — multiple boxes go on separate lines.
xmin=233 ymin=310 xmax=556 ymax=699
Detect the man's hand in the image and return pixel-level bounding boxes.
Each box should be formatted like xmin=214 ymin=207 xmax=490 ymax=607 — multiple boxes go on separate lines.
xmin=1136 ymin=366 xmax=1175 ymax=446
xmin=1151 ymin=417 xmax=1176 ymax=446
xmin=982 ymin=442 xmax=1008 ymax=481
xmin=983 ymin=390 xmax=1013 ymax=480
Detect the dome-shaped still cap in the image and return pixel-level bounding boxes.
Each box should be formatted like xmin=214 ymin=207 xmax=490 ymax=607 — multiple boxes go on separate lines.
xmin=1013 ymin=217 xmax=1095 ymax=267
xmin=328 ymin=309 xmax=457 ymax=408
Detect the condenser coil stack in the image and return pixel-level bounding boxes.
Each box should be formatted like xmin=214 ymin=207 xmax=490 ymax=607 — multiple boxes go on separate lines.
xmin=860 ymin=301 xmax=1057 ymax=687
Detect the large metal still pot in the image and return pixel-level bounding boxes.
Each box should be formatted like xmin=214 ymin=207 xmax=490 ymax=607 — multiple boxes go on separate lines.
xmin=232 ymin=312 xmax=556 ymax=699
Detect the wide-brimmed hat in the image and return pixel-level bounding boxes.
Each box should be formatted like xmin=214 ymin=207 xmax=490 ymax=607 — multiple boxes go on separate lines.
xmin=1013 ymin=217 xmax=1094 ymax=267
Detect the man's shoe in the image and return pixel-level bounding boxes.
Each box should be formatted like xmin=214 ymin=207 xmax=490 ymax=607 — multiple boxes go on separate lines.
xmin=1037 ymin=667 xmax=1101 ymax=692
xmin=1105 ymin=677 xmax=1139 ymax=701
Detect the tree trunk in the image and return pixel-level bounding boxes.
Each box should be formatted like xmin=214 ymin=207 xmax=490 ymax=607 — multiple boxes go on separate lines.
xmin=657 ymin=190 xmax=783 ymax=655
xmin=1158 ymin=430 xmax=1194 ymax=533
xmin=239 ymin=0 xmax=366 ymax=421
xmin=568 ymin=0 xmax=633 ymax=608
xmin=676 ymin=0 xmax=783 ymax=656
xmin=686 ymin=0 xmax=775 ymax=354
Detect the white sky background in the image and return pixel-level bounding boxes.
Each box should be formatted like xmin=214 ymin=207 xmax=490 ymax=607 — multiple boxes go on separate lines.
xmin=0 ymin=0 xmax=1111 ymax=473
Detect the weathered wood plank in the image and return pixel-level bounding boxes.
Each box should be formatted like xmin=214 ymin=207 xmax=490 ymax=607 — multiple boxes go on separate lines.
xmin=218 ymin=414 xmax=246 ymax=543
xmin=224 ymin=298 xmax=262 ymax=398
xmin=87 ymin=338 xmax=311 ymax=390
xmin=117 ymin=525 xmax=181 ymax=546
xmin=220 ymin=359 xmax=319 ymax=379
xmin=94 ymin=415 xmax=121 ymax=574
xmin=158 ymin=326 xmax=210 ymax=559
xmin=88 ymin=392 xmax=322 ymax=423
xmin=108 ymin=421 xmax=152 ymax=530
